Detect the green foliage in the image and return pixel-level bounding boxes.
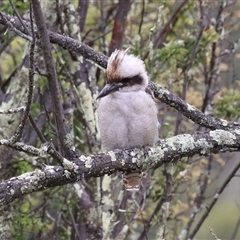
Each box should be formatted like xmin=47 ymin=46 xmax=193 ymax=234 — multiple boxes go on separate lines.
xmin=200 ymin=26 xmax=220 ymax=46
xmin=12 ymin=187 xmax=77 ymax=240
xmin=12 ymin=194 xmax=44 ymax=239
xmin=30 ymin=103 xmax=41 ymax=118
xmin=12 ymin=159 xmax=34 ymax=175
xmin=214 ymin=88 xmax=240 ymax=119
xmin=0 ymin=0 xmax=29 ymax=13
xmin=0 ymin=37 xmax=27 ymax=79
xmin=157 ymin=40 xmax=189 ymax=68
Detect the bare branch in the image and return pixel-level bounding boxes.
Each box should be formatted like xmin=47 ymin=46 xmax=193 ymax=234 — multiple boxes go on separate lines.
xmin=31 ymin=0 xmax=72 ymax=157
xmin=148 ymin=81 xmax=240 ymax=130
xmin=202 ymin=1 xmax=225 ymax=112
xmin=156 ymin=164 xmax=173 ymax=239
xmin=9 ymin=4 xmax=35 ymax=143
xmin=77 ymin=0 xmax=89 ymax=32
xmin=8 ymin=0 xmax=30 ymax=35
xmin=0 ymin=128 xmax=240 ymax=205
xmin=0 ymin=11 xmax=32 ymax=42
xmin=108 ymin=0 xmax=132 ymax=54
xmin=138 ymin=0 xmax=145 ymax=36
xmin=183 ymin=155 xmax=212 ymax=238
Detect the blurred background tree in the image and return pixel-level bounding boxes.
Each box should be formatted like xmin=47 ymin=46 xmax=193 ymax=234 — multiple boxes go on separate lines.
xmin=0 ymin=0 xmax=240 ymax=239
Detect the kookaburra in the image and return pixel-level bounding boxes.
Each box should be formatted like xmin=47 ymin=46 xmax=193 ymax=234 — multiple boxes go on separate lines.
xmin=97 ymin=49 xmax=159 ymax=191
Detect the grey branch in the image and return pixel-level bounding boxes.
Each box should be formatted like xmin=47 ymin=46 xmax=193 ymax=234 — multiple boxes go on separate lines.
xmin=0 ymin=129 xmax=240 ymax=205
xmin=0 ymin=106 xmax=26 ymax=114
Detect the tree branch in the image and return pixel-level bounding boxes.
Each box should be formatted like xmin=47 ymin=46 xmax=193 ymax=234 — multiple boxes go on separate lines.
xmin=148 ymin=81 xmax=240 ymax=130
xmin=0 ymin=128 xmax=240 ymax=205
xmin=108 ymin=0 xmax=132 ymax=54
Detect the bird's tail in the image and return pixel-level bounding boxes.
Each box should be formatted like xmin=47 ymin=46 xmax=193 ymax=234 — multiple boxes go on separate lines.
xmin=122 ymin=171 xmax=142 ymax=191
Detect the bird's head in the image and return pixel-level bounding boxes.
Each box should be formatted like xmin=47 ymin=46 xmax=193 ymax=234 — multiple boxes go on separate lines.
xmin=97 ymin=49 xmax=149 ymax=99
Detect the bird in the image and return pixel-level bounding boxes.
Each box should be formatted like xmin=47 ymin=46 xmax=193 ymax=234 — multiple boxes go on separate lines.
xmin=97 ymin=49 xmax=159 ymax=191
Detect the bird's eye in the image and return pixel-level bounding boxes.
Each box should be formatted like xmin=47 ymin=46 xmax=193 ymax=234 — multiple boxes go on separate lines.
xmin=130 ymin=75 xmax=143 ymax=85
xmin=121 ymin=75 xmax=143 ymax=86
xmin=121 ymin=78 xmax=130 ymax=84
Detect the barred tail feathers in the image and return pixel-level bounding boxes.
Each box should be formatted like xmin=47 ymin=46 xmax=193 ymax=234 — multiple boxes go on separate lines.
xmin=122 ymin=172 xmax=142 ymax=191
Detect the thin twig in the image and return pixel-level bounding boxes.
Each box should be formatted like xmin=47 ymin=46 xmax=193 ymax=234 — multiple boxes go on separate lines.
xmin=8 ymin=0 xmax=30 ymax=35
xmin=138 ymin=0 xmax=145 ymax=36
xmin=9 ymin=4 xmax=35 ymax=143
xmin=152 ymin=0 xmax=188 ymax=51
xmin=0 ymin=106 xmax=26 ymax=114
xmin=154 ymin=0 xmax=187 ymax=48
xmin=0 ymin=11 xmax=32 ymax=42
xmin=29 ymin=114 xmax=65 ymax=164
xmin=28 ymin=114 xmax=47 ymax=143
xmin=182 ymin=156 xmax=212 ymax=238
xmin=77 ymin=0 xmax=89 ymax=33
xmin=202 ymin=2 xmax=225 ymax=112
xmin=156 ymin=164 xmax=173 ymax=239
xmin=68 ymin=207 xmax=81 ymax=239
xmin=209 ymin=227 xmax=221 ymax=240
xmin=138 ymin=193 xmax=165 ymax=239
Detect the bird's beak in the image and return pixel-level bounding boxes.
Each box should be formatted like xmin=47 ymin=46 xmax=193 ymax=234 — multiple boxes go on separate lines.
xmin=97 ymin=83 xmax=123 ymax=99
